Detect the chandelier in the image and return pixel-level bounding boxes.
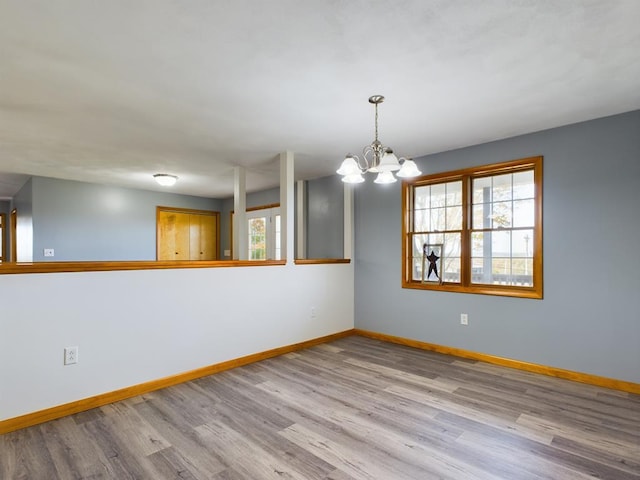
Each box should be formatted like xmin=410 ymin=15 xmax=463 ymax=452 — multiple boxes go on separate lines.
xmin=337 ymin=95 xmax=422 ymax=184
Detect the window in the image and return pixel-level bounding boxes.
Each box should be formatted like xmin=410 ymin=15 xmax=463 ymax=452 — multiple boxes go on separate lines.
xmin=246 ymin=207 xmax=281 ymax=260
xmin=403 ymin=156 xmax=542 ymax=298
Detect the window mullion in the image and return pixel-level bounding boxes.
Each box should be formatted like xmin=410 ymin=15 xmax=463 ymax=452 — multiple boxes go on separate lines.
xmin=460 ymin=175 xmax=471 ymax=287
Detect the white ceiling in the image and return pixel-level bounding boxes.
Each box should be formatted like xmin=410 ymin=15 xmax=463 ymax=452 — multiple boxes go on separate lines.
xmin=1 ymin=1 xmax=639 ymax=199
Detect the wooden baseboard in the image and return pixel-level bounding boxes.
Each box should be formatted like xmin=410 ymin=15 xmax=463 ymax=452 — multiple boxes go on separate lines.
xmin=0 ymin=329 xmax=355 ymax=435
xmin=354 ymin=329 xmax=640 ymax=395
xmin=3 ymin=327 xmax=637 ymax=435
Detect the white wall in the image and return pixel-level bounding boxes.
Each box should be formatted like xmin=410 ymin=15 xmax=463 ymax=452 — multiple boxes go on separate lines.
xmin=0 ymin=263 xmax=354 ymax=420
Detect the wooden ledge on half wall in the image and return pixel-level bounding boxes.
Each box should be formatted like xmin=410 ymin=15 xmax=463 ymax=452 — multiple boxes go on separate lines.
xmin=0 ymin=258 xmax=350 ymax=274
xmin=0 ymin=259 xmax=287 ymax=275
xmin=294 ymin=258 xmax=351 ymax=265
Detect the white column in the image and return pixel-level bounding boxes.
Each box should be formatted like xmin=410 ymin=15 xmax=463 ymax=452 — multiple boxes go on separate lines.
xmin=343 ymin=183 xmax=354 ymax=259
xmin=280 ymin=151 xmax=294 ymax=263
xmin=296 ymin=180 xmax=306 ymax=260
xmin=233 ymin=166 xmax=247 ymax=260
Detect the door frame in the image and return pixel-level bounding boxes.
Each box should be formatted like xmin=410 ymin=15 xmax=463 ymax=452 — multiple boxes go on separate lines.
xmin=10 ymin=209 xmax=17 ymax=262
xmin=0 ymin=213 xmax=5 ymax=262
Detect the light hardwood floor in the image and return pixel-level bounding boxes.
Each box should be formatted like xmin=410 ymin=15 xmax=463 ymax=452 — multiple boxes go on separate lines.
xmin=2 ymin=335 xmax=639 ymax=479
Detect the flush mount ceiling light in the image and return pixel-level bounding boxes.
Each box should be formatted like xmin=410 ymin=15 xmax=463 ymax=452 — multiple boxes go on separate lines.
xmin=337 ymin=95 xmax=422 ymax=184
xmin=153 ymin=173 xmax=178 ymax=186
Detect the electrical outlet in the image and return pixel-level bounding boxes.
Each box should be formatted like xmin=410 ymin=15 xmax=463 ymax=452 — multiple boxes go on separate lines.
xmin=64 ymin=346 xmax=78 ymax=365
xmin=460 ymin=313 xmax=469 ymax=325
xmin=44 ymin=248 xmax=55 ymax=257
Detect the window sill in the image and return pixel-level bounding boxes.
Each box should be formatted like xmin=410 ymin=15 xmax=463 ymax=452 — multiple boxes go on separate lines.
xmin=402 ymin=281 xmax=542 ymax=299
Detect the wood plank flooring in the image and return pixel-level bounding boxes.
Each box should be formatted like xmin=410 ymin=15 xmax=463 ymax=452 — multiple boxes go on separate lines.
xmin=2 ymin=335 xmax=639 ymax=479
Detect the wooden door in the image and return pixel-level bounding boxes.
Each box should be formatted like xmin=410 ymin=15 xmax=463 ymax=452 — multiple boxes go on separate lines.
xmin=157 ymin=210 xmax=190 ymax=260
xmin=157 ymin=207 xmax=219 ymax=261
xmin=189 ymin=213 xmax=217 ymax=260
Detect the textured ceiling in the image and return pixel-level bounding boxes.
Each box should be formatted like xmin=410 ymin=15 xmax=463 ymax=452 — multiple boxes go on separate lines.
xmin=1 ymin=0 xmax=639 ymax=199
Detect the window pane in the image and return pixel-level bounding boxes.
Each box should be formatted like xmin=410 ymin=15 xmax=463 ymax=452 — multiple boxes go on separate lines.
xmin=446 ymin=206 xmax=462 ymax=230
xmin=443 ymin=232 xmax=461 ymax=283
xmin=472 ymin=204 xmax=486 ymax=230
xmin=415 ymin=181 xmax=462 ymax=233
xmin=430 ymin=207 xmax=445 ymax=232
xmin=492 ymin=257 xmax=512 ymax=283
xmin=513 ymin=170 xmax=534 ymax=200
xmin=274 ymin=215 xmax=281 ymax=260
xmin=443 ymin=257 xmax=460 ymax=282
xmin=411 ymin=233 xmax=426 ymax=281
xmin=412 ymin=234 xmax=430 ymax=258
xmin=414 ymin=186 xmax=430 ymax=209
xmin=471 ymin=256 xmax=489 ymax=283
xmin=248 ymin=217 xmax=266 ymax=260
xmin=492 ymin=230 xmax=511 ymax=258
xmin=473 ymin=177 xmax=491 ymax=203
xmin=512 ymin=229 xmax=534 ymax=258
xmin=446 ymin=182 xmax=462 ymax=206
xmin=491 ymin=201 xmax=512 ymax=228
xmin=513 ymin=199 xmax=534 ymax=228
xmin=471 ymin=231 xmax=484 ymax=257
xmin=430 ymin=183 xmax=446 ymax=207
xmin=492 ymin=174 xmax=512 ymax=201
xmin=470 ymin=229 xmax=533 ymax=286
xmin=415 ymin=208 xmax=429 ymax=231
xmin=412 ymin=257 xmax=422 ymax=281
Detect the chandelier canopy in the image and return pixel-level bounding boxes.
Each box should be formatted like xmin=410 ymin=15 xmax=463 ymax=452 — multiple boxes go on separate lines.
xmin=337 ymin=95 xmax=421 ymax=184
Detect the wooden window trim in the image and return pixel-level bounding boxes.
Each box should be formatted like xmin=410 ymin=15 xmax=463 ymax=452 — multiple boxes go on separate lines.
xmin=402 ymin=156 xmax=543 ymax=299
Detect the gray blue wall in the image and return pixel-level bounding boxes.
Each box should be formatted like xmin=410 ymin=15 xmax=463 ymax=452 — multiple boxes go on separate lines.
xmin=354 ymin=110 xmax=640 ymax=384
xmin=307 ymin=175 xmax=343 ymax=259
xmin=28 ymin=176 xmax=221 ymax=261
